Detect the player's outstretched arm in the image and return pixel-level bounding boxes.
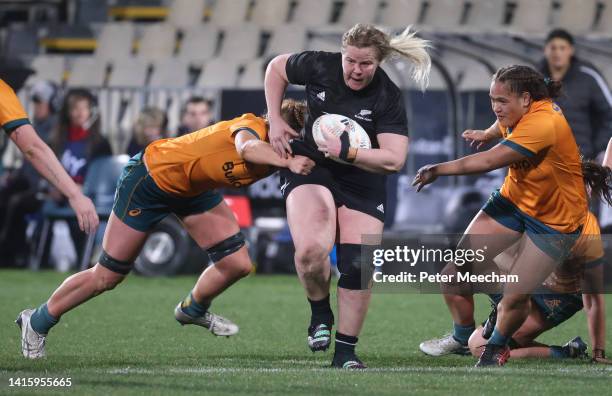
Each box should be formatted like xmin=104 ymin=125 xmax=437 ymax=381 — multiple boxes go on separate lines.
xmin=264 ymin=54 xmax=299 ymax=158
xmin=412 ymin=143 xmax=524 ymax=191
xmin=9 ymin=124 xmax=99 ymax=234
xmin=234 ymin=130 xmax=314 ymax=175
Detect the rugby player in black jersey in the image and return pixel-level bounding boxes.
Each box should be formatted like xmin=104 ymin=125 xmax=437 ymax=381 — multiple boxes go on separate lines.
xmin=264 ymin=23 xmax=432 ymax=369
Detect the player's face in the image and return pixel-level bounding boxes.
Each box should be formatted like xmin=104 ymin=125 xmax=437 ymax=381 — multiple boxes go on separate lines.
xmin=183 ymin=102 xmax=212 ymax=131
xmin=489 ymin=81 xmax=531 ymax=128
xmin=69 ymin=98 xmax=92 ymax=128
xmin=341 ymin=45 xmax=380 ymax=91
xmin=544 ymin=38 xmax=574 ymax=70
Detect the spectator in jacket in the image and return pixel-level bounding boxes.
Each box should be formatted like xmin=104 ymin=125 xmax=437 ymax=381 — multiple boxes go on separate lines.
xmin=538 ymin=29 xmax=612 ymax=160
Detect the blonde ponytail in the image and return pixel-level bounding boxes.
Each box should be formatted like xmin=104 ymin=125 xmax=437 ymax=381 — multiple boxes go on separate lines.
xmin=389 ymin=27 xmax=432 ymax=91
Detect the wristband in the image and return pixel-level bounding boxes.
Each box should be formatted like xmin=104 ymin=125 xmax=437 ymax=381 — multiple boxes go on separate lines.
xmin=338 ymin=131 xmax=357 ymax=163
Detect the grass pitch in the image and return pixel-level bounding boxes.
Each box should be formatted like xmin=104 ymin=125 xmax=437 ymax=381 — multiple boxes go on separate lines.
xmin=1 ymin=269 xmax=611 ymax=395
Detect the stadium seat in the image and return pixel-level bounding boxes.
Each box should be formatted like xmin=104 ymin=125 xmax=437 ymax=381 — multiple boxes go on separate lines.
xmin=336 ymin=0 xmax=381 ymax=27
xmin=595 ymin=0 xmax=612 ymax=34
xmin=94 ymin=22 xmax=136 ymax=60
xmin=509 ymin=0 xmax=553 ymax=35
xmin=291 ymin=0 xmax=334 ymax=27
xmin=66 ymin=56 xmax=108 ymax=87
xmin=307 ymin=29 xmax=344 ymax=52
xmin=265 ymin=24 xmax=307 ymax=56
xmin=5 ymin=24 xmax=40 ymax=56
xmin=237 ymin=59 xmax=266 ymax=89
xmin=25 ymin=55 xmax=66 ymax=85
xmin=108 ymin=58 xmax=150 ymax=87
xmin=217 ymin=25 xmax=262 ymax=61
xmin=207 ymin=0 xmax=249 ymax=27
xmin=378 ymin=0 xmax=422 ymax=29
xmin=149 ymin=59 xmax=190 ymax=88
xmin=108 ymin=0 xmax=168 ymax=22
xmin=33 ymin=155 xmax=130 ymax=271
xmin=250 ymin=0 xmax=291 ymax=28
xmin=167 ymin=0 xmax=206 ymax=28
xmin=554 ymin=0 xmax=597 ymax=34
xmin=136 ymin=23 xmax=177 ymax=61
xmin=465 ymin=0 xmax=507 ymax=32
xmin=421 ymin=0 xmax=466 ymax=31
xmin=39 ymin=24 xmax=96 ymax=53
xmin=196 ymin=59 xmax=239 ymax=88
xmin=177 ymin=25 xmax=219 ymax=64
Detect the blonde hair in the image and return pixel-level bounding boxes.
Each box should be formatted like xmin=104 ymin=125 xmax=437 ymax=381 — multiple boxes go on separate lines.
xmin=263 ymin=99 xmax=307 ymax=132
xmin=134 ymin=107 xmax=167 ymax=145
xmin=341 ymin=24 xmax=432 ymax=91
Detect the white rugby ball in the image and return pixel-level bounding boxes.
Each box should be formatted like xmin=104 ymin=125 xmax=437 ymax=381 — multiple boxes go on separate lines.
xmin=312 ymin=113 xmax=371 ymax=163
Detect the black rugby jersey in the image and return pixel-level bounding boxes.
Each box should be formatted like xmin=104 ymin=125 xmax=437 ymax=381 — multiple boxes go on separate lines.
xmin=286 ymin=51 xmax=408 ymax=192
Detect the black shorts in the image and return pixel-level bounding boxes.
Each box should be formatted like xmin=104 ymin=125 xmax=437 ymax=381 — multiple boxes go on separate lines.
xmin=279 ymin=166 xmax=386 ymax=222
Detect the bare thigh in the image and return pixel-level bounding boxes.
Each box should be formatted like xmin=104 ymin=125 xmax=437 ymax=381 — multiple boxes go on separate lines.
xmin=286 ymin=185 xmax=337 ymax=255
xmin=102 ymin=212 xmax=149 ymax=262
xmin=180 ymin=200 xmax=241 ymax=249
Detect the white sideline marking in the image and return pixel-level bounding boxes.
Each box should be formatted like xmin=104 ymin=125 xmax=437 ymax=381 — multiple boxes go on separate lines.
xmin=105 ymin=365 xmax=612 ymax=376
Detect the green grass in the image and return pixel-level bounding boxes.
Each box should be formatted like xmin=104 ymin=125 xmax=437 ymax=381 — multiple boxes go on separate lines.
xmin=1 ymin=269 xmax=611 ymax=395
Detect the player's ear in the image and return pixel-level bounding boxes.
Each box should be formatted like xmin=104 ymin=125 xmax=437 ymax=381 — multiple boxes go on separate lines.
xmin=520 ymin=91 xmax=531 ymax=108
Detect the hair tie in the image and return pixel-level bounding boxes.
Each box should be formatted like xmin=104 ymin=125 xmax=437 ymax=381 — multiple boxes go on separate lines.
xmin=543 ymin=77 xmax=551 ymax=86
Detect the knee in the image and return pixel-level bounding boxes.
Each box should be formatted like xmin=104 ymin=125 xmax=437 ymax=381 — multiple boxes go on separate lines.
xmin=295 ymin=243 xmax=329 ymax=273
xmin=92 ymin=265 xmax=126 ymax=293
xmin=499 ymin=294 xmax=529 ymax=311
xmin=232 ymin=260 xmax=253 ymax=278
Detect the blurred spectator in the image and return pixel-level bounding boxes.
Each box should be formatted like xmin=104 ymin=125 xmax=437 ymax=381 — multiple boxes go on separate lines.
xmin=30 ymin=80 xmax=60 ymax=141
xmin=126 ymin=106 xmax=168 ymax=156
xmin=47 ymin=89 xmax=111 ymax=270
xmin=177 ymin=96 xmax=214 ymax=136
xmin=50 ymin=89 xmax=112 ymax=184
xmin=538 ymin=29 xmax=612 ymax=160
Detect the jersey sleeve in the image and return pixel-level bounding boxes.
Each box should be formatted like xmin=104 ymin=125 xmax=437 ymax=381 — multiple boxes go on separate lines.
xmin=501 ymin=112 xmax=555 ymax=157
xmin=374 ymin=87 xmax=408 ymax=136
xmin=285 ymin=51 xmax=327 ymax=86
xmin=0 ymin=79 xmax=30 ymax=134
xmin=229 ymin=118 xmax=267 ymax=141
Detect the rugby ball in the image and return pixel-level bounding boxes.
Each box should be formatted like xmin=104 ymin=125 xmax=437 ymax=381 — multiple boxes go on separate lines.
xmin=312 ymin=113 xmax=371 ymax=164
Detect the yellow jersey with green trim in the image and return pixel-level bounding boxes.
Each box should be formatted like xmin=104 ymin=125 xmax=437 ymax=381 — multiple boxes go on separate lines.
xmin=144 ymin=113 xmax=271 ymax=197
xmin=0 ymin=78 xmax=30 ymax=134
xmin=499 ymin=100 xmax=587 ymax=232
xmin=543 ymin=211 xmax=604 ymax=293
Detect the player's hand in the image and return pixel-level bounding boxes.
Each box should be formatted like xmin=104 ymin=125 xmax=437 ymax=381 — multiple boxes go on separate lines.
xmin=316 ymin=125 xmax=342 ymax=158
xmin=68 ymin=193 xmax=99 ymax=234
xmin=412 ymin=164 xmax=438 ymax=192
xmin=269 ymin=117 xmax=299 ymax=159
xmin=462 ymin=129 xmax=491 ymax=150
xmin=288 ymin=155 xmax=315 ymax=175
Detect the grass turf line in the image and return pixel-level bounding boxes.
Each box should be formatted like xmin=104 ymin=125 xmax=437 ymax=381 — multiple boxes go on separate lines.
xmin=1 ymin=269 xmax=610 ymax=395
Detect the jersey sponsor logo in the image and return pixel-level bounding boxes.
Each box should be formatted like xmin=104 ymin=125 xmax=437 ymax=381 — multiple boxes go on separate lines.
xmin=222 ymin=161 xmax=244 ymax=188
xmin=316 ymin=91 xmax=326 ymax=102
xmin=128 ymin=208 xmax=142 ymax=216
xmin=354 ymin=109 xmax=372 ymax=122
xmin=509 ymin=159 xmax=533 ymax=170
xmin=377 ymin=203 xmax=385 ymax=213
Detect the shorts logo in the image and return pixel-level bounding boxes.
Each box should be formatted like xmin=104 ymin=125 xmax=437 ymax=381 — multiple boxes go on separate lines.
xmin=316 ymin=91 xmax=326 ymax=102
xmin=376 ymin=204 xmax=384 ymax=213
xmin=128 ymin=208 xmax=142 ymax=216
xmin=280 ymin=180 xmax=290 ymax=195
